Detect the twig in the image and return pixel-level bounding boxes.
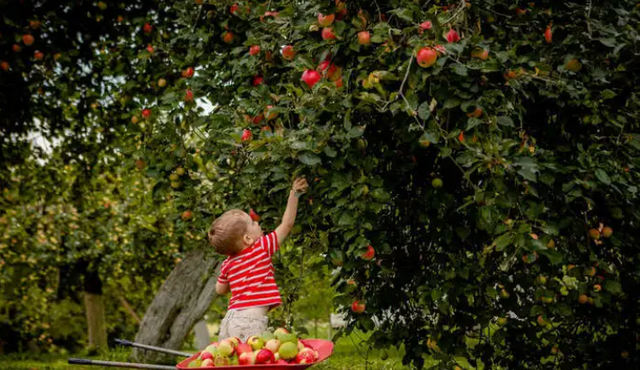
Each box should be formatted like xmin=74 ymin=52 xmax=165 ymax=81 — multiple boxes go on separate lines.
xmin=397 ymin=55 xmax=427 ymax=131
xmin=483 ymin=7 xmax=512 ymax=18
xmin=192 ymin=5 xmax=203 ymax=33
xmin=585 ymin=0 xmax=593 ymax=37
xmin=441 ymin=0 xmax=466 ymax=26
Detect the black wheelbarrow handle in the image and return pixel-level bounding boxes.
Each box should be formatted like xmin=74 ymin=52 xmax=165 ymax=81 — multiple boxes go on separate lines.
xmin=115 ymin=339 xmax=193 ymax=358
xmin=68 ymin=358 xmax=176 ymax=369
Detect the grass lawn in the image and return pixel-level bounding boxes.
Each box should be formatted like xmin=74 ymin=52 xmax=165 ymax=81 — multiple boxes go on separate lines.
xmin=0 ymin=327 xmax=429 ymax=370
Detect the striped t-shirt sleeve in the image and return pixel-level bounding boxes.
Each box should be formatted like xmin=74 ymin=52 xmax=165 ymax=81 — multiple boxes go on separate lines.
xmin=259 ymin=231 xmax=279 ymax=257
xmin=217 ymin=258 xmax=229 ymax=284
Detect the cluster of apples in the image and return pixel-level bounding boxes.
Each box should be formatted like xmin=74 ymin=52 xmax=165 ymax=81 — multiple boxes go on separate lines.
xmin=186 ymin=328 xmax=318 ymax=368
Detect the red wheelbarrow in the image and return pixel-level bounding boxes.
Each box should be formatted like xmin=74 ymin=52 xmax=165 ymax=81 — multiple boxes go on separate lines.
xmin=68 ymin=338 xmax=334 ymax=370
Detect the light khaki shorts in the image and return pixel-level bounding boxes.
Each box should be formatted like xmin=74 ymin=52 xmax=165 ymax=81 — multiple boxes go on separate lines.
xmin=218 ymin=310 xmax=268 ymax=343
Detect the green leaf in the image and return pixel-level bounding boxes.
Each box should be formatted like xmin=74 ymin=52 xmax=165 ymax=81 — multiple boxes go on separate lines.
xmin=443 ymin=98 xmax=461 ymax=109
xmin=452 ymin=64 xmax=468 ymax=76
xmin=514 ymin=157 xmax=539 ymax=182
xmin=466 ymin=118 xmax=483 ymax=131
xmin=540 ymin=222 xmax=559 ymax=236
xmin=494 ymin=233 xmax=512 ymax=252
xmin=389 ymin=8 xmax=414 ymax=23
xmin=337 ymin=211 xmax=354 ymax=226
xmin=420 ymin=131 xmax=439 ymax=144
xmin=604 ymin=280 xmax=621 ymax=294
xmin=417 ymin=101 xmax=431 ymax=120
xmin=601 ymin=89 xmax=616 ymax=100
xmin=599 ymin=38 xmax=616 ymax=47
xmin=324 ymin=146 xmax=337 ymax=158
xmin=540 ymin=249 xmax=563 ymax=265
xmin=595 ymin=169 xmax=611 ymax=185
xmin=497 ymin=116 xmax=514 ymax=127
xmin=346 ymin=126 xmax=365 ymax=138
xmin=298 ymin=152 xmax=322 ymax=166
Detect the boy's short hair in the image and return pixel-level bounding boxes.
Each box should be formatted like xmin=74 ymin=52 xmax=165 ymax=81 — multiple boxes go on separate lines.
xmin=208 ymin=209 xmax=248 ymax=255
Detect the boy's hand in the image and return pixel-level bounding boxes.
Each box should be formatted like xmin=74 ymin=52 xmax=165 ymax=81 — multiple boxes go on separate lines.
xmin=292 ymin=178 xmax=308 ymax=196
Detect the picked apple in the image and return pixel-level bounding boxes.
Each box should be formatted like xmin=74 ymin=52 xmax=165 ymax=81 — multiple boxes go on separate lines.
xmin=265 ymin=339 xmax=281 ymax=353
xmin=278 ymin=341 xmax=298 ymax=360
xmin=217 ymin=339 xmax=235 ymax=356
xmin=213 ymin=355 xmax=230 ymax=366
xmin=235 ymin=343 xmax=253 ymax=356
xmin=296 ymin=348 xmax=315 ymax=364
xmin=273 ymin=327 xmax=289 ymax=336
xmin=200 ymin=358 xmax=213 ymax=367
xmin=247 ymin=335 xmax=265 ymax=350
xmin=238 ymin=351 xmax=255 ymax=365
xmin=255 ymin=349 xmax=275 ymax=364
xmin=200 ymin=351 xmax=214 ymax=361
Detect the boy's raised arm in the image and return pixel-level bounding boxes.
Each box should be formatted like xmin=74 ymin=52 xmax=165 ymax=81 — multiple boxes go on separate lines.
xmin=216 ymin=281 xmax=230 ymax=295
xmin=275 ymin=178 xmax=308 ymax=244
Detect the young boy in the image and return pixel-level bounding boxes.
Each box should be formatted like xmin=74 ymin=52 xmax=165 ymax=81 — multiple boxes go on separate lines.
xmin=208 ymin=178 xmax=308 ymax=342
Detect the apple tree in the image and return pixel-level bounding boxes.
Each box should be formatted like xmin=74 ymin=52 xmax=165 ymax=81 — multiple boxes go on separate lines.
xmin=129 ymin=0 xmax=639 ymax=368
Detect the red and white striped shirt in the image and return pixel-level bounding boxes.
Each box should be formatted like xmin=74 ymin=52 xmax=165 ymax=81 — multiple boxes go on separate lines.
xmin=217 ymin=231 xmax=282 ymax=310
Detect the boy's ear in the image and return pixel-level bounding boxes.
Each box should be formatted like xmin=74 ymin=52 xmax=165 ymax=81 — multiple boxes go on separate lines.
xmin=243 ymin=234 xmax=254 ymax=245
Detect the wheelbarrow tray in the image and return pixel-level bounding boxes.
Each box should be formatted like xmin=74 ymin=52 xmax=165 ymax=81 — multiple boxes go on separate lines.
xmin=176 ymin=339 xmax=334 ymax=370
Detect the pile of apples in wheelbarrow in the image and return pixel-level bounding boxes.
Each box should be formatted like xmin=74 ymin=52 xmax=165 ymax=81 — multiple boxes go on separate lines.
xmin=186 ymin=328 xmax=321 ymax=368
xmin=68 ymin=327 xmax=333 ymax=370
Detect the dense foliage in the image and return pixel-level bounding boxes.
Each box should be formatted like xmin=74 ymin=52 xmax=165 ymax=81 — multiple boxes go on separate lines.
xmin=2 ymin=0 xmax=639 ymax=368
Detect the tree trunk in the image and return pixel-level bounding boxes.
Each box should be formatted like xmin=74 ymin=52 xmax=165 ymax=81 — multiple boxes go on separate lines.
xmin=133 ymin=250 xmax=220 ymax=363
xmin=84 ymin=292 xmax=108 ymax=350
xmin=83 ymin=270 xmax=107 ymax=351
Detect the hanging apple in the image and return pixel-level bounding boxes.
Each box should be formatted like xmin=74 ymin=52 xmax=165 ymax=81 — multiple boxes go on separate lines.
xmin=301 ymin=70 xmax=321 ymax=88
xmin=416 ymin=47 xmax=437 ymax=67
xmin=357 ymin=31 xmax=370 ymax=45
xmin=317 ymin=13 xmax=335 ymax=27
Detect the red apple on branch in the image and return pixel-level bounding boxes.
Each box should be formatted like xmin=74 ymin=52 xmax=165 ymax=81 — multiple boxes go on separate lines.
xmin=357 ymin=31 xmax=371 ymax=45
xmin=241 ymin=129 xmax=252 ymax=142
xmin=23 ymin=34 xmax=35 ymax=46
xmin=322 ymin=27 xmax=336 ymax=40
xmin=351 ymin=300 xmax=365 ymax=313
xmin=182 ymin=67 xmax=195 ymax=78
xmin=317 ymin=13 xmax=335 ymax=27
xmin=252 ymin=75 xmax=264 ymax=86
xmin=249 ymin=45 xmax=261 ymax=56
xmin=184 ymin=89 xmax=194 ymax=102
xmin=446 ymin=29 xmax=460 ymax=43
xmin=416 ymin=47 xmax=437 ymax=67
xmin=281 ymin=45 xmax=296 ymax=61
xmin=301 ymin=70 xmax=321 ymax=88
xmin=361 ymin=245 xmax=375 ymax=260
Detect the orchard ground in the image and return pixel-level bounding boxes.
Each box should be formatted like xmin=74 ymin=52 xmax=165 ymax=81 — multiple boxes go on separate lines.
xmin=0 ymin=326 xmax=437 ymax=370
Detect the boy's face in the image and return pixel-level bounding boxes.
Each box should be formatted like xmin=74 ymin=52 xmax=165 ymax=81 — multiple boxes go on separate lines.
xmin=242 ymin=211 xmax=263 ymax=246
